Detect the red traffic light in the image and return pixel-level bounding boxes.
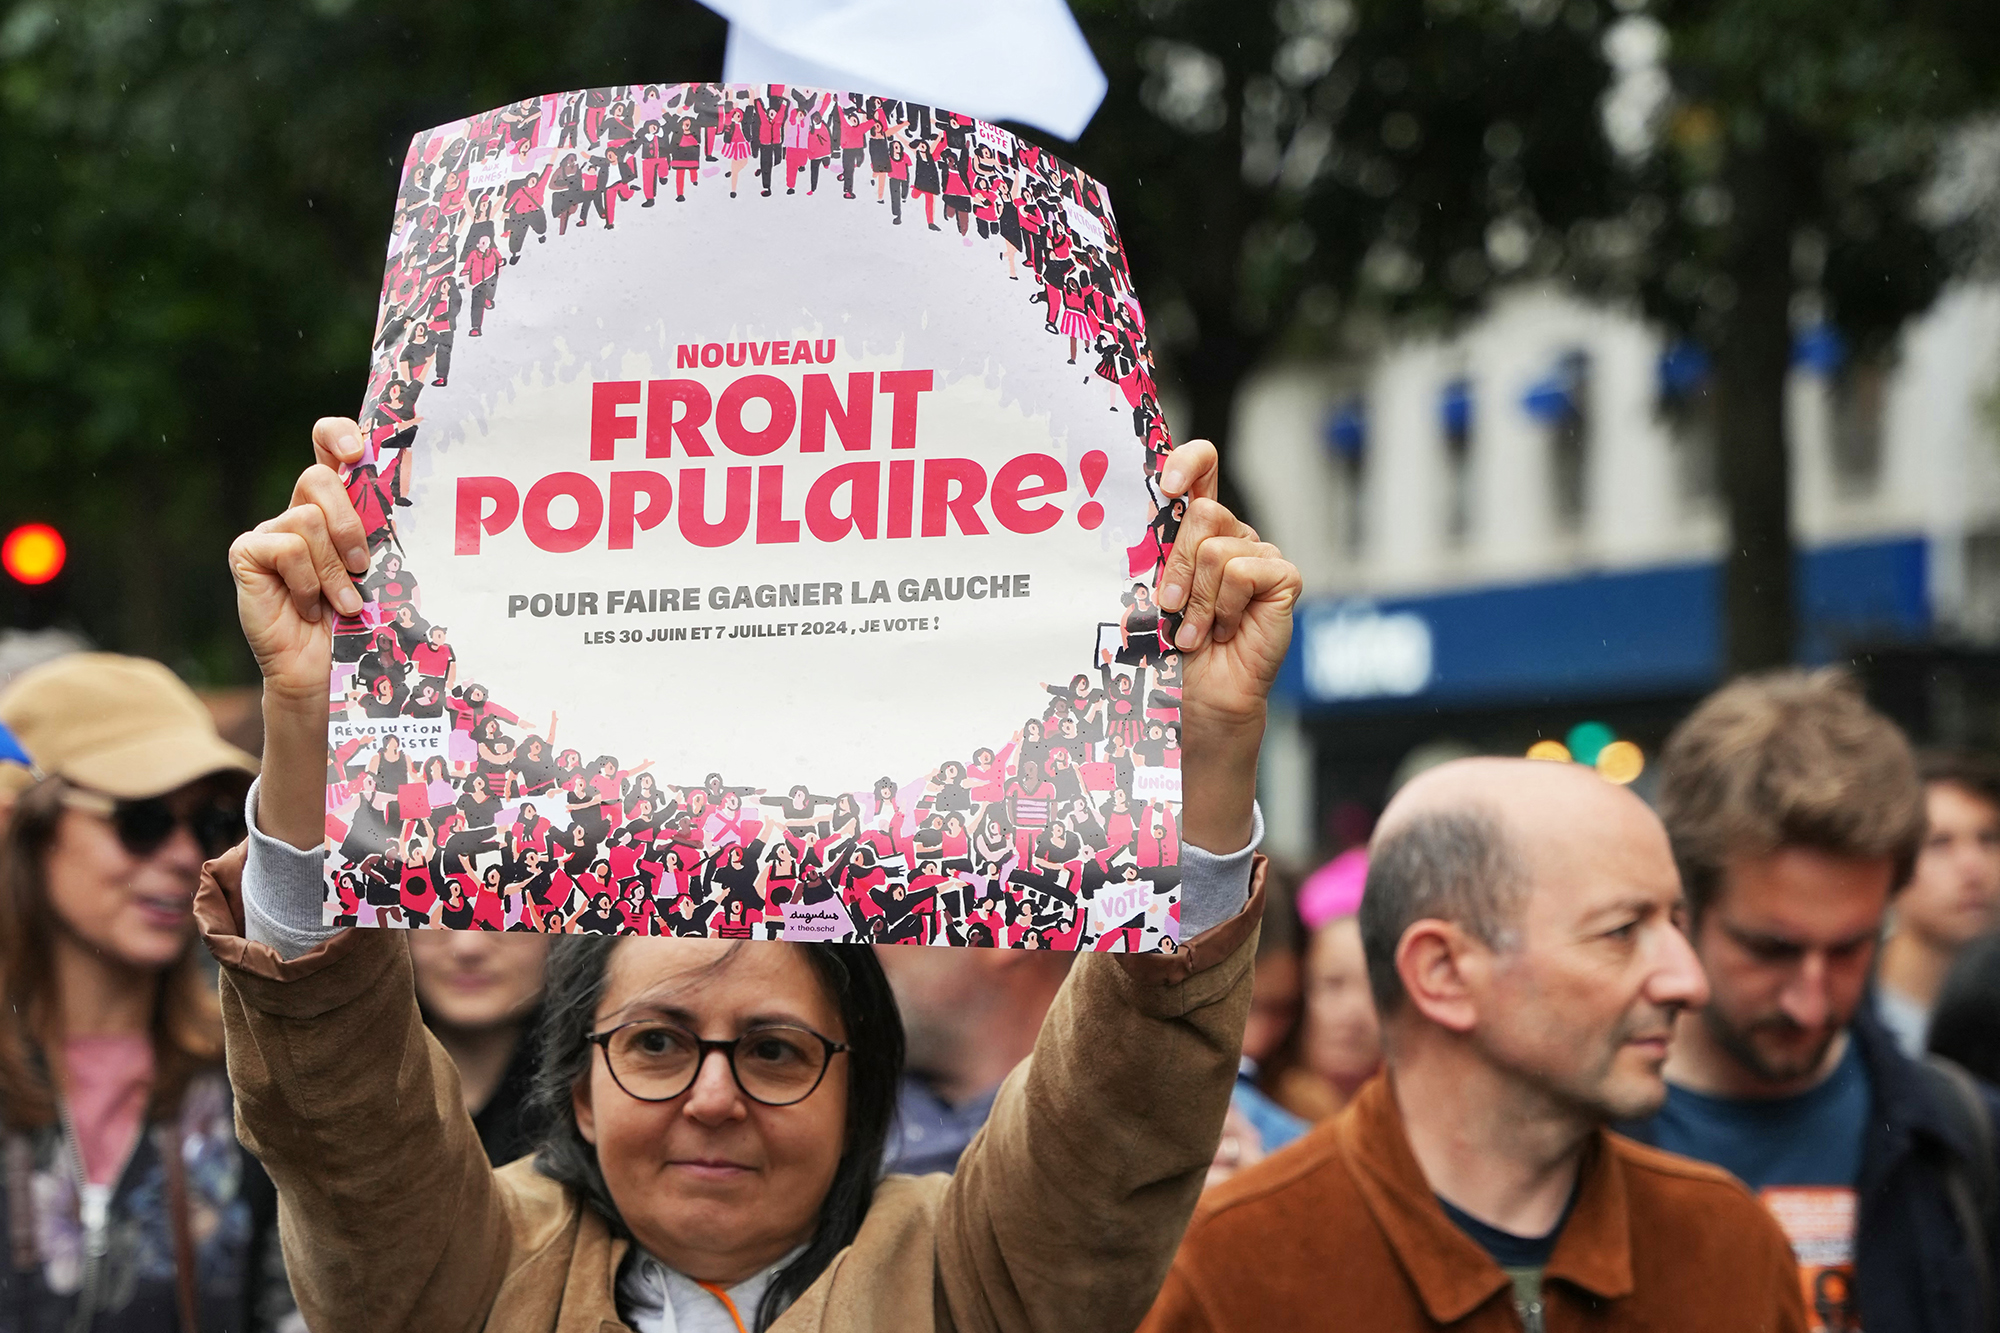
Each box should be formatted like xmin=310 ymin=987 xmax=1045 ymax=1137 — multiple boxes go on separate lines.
xmin=3 ymin=524 xmax=66 ymax=585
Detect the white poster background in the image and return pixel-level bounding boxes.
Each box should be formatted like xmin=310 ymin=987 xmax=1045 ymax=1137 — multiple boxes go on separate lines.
xmin=399 ymin=145 xmax=1148 ymax=792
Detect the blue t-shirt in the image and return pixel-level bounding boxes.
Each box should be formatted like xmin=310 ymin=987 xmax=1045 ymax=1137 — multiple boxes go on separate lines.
xmin=1438 ymin=1190 xmax=1576 ymax=1268
xmin=1637 ymin=1039 xmax=1872 ymax=1330
xmin=1643 ymin=1037 xmax=1871 ymax=1190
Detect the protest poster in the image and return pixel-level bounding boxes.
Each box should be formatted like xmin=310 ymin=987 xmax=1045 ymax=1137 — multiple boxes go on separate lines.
xmin=324 ymin=84 xmax=1187 ymax=949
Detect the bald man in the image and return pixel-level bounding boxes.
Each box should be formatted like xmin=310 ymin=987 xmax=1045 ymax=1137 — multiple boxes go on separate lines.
xmin=1141 ymin=759 xmax=1807 ymax=1332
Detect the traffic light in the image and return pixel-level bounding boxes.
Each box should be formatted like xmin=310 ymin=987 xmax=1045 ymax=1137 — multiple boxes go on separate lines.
xmin=2 ymin=522 xmax=70 ymax=628
xmin=3 ymin=524 xmax=65 ymax=585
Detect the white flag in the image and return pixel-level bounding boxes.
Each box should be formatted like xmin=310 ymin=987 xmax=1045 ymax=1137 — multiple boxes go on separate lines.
xmin=704 ymin=0 xmax=1109 ymax=142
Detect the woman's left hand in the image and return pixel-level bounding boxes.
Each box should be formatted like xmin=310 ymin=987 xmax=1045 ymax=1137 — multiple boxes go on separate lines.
xmin=1153 ymin=439 xmax=1301 ymax=854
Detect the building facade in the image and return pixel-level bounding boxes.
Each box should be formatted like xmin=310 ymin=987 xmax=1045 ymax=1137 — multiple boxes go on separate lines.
xmin=1231 ymin=282 xmax=2000 ymax=860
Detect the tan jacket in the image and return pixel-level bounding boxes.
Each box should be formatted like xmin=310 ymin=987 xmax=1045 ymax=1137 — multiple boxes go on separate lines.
xmin=195 ymin=846 xmax=1264 ymax=1333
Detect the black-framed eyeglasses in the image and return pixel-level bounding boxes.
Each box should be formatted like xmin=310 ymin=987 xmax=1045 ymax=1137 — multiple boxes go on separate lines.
xmin=63 ymin=789 xmax=247 ymax=859
xmin=585 ymin=1020 xmax=848 ymax=1107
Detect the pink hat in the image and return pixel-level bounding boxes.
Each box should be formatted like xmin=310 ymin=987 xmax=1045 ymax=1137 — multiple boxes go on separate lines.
xmin=1298 ymin=848 xmax=1369 ymax=931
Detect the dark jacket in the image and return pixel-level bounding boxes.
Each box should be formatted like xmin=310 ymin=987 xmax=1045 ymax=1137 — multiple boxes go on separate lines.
xmin=1624 ymin=1005 xmax=2000 ymax=1333
xmin=0 ymin=1071 xmax=297 ymax=1332
xmin=467 ymin=1014 xmax=542 ymax=1168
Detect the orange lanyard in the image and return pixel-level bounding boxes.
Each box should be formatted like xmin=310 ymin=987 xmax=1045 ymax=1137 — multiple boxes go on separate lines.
xmin=693 ymin=1279 xmax=750 ymax=1333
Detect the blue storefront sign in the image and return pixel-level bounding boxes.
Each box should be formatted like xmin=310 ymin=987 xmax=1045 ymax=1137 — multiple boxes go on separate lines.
xmin=1279 ymin=536 xmax=1929 ymax=710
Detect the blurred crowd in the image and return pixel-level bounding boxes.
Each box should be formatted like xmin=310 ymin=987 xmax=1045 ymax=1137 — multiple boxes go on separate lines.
xmin=4 ymin=641 xmax=2000 ymax=1330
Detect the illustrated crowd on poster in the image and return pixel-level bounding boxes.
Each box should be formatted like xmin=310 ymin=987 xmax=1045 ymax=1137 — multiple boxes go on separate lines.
xmin=326 ymin=83 xmax=1192 ymax=948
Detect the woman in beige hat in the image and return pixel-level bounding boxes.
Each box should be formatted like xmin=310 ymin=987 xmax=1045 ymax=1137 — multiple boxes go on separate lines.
xmin=0 ymin=653 xmax=298 ymax=1331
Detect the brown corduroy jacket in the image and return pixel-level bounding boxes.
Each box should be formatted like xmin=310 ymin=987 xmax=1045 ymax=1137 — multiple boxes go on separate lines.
xmin=1141 ymin=1075 xmax=1809 ymax=1332
xmin=195 ymin=845 xmax=1264 ymax=1333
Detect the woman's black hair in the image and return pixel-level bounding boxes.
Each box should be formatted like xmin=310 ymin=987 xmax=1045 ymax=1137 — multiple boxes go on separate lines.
xmin=531 ymin=937 xmax=904 ymax=1330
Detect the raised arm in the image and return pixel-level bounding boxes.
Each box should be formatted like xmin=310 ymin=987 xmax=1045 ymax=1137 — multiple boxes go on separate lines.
xmin=930 ymin=439 xmax=1298 ymax=1329
xmin=213 ymin=417 xmax=513 ymax=1331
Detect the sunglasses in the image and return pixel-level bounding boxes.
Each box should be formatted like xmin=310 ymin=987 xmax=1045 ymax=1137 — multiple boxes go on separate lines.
xmin=63 ymin=788 xmax=248 ymax=859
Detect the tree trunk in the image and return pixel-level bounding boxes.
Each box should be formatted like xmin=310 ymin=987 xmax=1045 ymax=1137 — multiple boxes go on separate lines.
xmin=1712 ymin=138 xmax=1802 ymax=675
xmin=1158 ymin=53 xmax=1264 ymax=526
xmin=1175 ymin=327 xmax=1260 ymax=521
xmin=117 ymin=469 xmax=170 ymax=661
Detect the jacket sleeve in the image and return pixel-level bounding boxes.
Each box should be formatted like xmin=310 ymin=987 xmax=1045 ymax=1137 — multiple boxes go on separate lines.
xmin=933 ymin=861 xmax=1266 ymax=1333
xmin=196 ymin=844 xmax=512 ymax=1333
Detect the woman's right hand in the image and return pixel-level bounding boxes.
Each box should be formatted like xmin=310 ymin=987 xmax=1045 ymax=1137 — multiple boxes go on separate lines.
xmin=227 ymin=418 xmax=371 ymax=710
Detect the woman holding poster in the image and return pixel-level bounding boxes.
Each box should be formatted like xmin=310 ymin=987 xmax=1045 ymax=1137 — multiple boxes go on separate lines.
xmin=716 ymin=106 xmax=752 ymax=199
xmin=209 ymin=423 xmax=1298 ymax=1332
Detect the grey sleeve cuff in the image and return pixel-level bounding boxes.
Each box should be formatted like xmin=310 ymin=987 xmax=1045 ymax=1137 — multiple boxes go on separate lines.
xmin=242 ymin=779 xmax=346 ymax=961
xmin=1178 ymin=801 xmax=1263 ymax=939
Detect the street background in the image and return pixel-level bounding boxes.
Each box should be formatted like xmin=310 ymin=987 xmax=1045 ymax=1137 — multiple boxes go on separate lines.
xmin=6 ymin=0 xmax=2000 ymax=863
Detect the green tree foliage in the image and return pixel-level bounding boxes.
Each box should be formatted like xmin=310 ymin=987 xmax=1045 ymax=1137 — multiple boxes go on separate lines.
xmin=1071 ymin=0 xmax=1622 ymax=501
xmin=9 ymin=0 xmax=1994 ymax=682
xmin=1591 ymin=0 xmax=2000 ymax=670
xmin=0 ymin=0 xmax=1632 ymax=677
xmin=0 ymin=0 xmax=724 ymax=680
